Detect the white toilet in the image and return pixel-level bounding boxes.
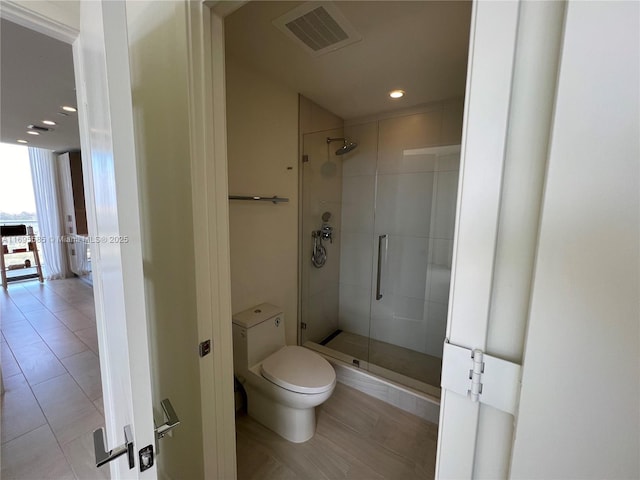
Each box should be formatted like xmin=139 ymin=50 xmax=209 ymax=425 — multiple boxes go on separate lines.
xmin=232 ymin=303 xmax=336 ymax=443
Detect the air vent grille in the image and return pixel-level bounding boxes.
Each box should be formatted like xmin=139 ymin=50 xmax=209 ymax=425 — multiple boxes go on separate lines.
xmin=285 ymin=7 xmax=348 ymax=52
xmin=273 ymin=2 xmax=362 ymax=57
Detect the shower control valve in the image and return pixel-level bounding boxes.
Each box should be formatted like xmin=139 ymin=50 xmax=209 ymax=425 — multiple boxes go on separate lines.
xmin=321 ymin=224 xmax=333 ymax=244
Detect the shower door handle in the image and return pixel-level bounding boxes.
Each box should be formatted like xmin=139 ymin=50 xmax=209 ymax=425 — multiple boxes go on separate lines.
xmin=376 ymin=235 xmax=387 ymax=300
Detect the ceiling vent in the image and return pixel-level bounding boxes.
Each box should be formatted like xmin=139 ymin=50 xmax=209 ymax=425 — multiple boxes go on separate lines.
xmin=273 ymin=2 xmax=362 ymax=57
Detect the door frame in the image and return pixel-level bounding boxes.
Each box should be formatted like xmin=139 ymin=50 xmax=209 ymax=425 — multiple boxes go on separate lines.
xmin=3 ymin=0 xmax=561 ymax=478
xmin=0 ymin=1 xmax=237 ymax=478
xmin=184 ymin=1 xmax=242 ymax=477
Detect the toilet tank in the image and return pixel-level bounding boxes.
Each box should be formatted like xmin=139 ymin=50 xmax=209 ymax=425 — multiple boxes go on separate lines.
xmin=232 ymin=303 xmax=285 ymax=372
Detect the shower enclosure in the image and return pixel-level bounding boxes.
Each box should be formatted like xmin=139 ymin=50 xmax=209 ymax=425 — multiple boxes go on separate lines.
xmin=300 ymin=103 xmax=461 ymax=396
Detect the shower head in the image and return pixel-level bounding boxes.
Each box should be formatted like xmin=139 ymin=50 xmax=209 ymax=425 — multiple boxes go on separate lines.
xmin=326 ymin=137 xmax=358 ymax=156
xmin=335 ymin=141 xmax=358 ymax=155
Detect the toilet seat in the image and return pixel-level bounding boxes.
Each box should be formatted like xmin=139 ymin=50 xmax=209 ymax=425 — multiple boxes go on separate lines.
xmin=261 ymin=346 xmax=335 ymax=394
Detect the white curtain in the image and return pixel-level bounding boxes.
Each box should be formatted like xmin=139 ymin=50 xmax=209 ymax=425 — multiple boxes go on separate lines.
xmin=28 ymin=147 xmax=67 ymax=279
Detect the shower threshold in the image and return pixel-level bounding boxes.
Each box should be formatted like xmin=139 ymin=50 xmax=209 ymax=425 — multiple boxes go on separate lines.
xmin=312 ymin=330 xmax=442 ymax=398
xmin=305 ymin=340 xmax=441 ymax=423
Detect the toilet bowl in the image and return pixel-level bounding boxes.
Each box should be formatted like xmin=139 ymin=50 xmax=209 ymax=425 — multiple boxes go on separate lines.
xmin=232 ymin=304 xmax=336 ymax=443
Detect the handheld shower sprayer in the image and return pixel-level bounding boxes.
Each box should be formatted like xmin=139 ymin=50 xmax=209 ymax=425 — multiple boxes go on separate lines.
xmin=311 ymin=211 xmax=334 ymax=268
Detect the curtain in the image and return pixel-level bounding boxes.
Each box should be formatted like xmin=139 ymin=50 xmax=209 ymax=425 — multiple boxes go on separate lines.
xmin=28 ymin=147 xmax=67 ymax=279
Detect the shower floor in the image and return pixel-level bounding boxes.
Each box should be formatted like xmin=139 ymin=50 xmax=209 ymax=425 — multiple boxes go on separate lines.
xmin=324 ymin=331 xmax=442 ymax=388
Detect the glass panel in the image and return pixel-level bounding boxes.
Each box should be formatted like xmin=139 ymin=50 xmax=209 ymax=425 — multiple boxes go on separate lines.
xmin=320 ymin=122 xmax=378 ymax=366
xmin=300 ymin=128 xmax=345 ymax=348
xmin=300 ymin=113 xmax=461 ymax=396
xmin=369 ymin=141 xmax=461 ymax=394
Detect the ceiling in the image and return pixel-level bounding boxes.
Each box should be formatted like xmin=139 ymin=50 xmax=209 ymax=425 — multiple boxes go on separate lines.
xmin=0 ymin=1 xmax=471 ymax=151
xmin=225 ymin=1 xmax=472 ymax=120
xmin=0 ymin=18 xmax=80 ymax=152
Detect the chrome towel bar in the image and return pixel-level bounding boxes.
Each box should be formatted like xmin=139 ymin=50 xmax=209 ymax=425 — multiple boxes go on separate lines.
xmin=229 ymin=195 xmax=289 ymax=204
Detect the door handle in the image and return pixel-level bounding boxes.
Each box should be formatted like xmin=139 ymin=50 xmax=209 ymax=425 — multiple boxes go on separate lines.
xmin=376 ymin=235 xmax=387 ymax=300
xmin=155 ymin=398 xmax=180 ymax=439
xmin=93 ymin=424 xmax=134 ymax=469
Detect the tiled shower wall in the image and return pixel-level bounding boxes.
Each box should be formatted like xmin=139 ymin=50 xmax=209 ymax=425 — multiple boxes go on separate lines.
xmin=339 ymin=100 xmax=463 ymax=358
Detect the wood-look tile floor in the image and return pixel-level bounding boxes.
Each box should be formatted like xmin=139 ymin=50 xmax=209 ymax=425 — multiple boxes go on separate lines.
xmin=236 ymin=383 xmax=438 ymax=480
xmin=1 ymin=278 xmax=109 ymax=480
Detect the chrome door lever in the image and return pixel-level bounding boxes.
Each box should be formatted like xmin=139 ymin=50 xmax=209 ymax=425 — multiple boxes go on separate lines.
xmin=155 ymin=398 xmax=180 ymax=439
xmin=93 ymin=424 xmax=134 ymax=469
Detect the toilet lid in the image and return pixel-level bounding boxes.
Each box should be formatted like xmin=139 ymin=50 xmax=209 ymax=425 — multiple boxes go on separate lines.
xmin=261 ymin=346 xmax=336 ymax=394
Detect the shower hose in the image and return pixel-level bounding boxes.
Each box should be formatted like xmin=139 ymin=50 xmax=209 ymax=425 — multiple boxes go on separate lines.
xmin=312 ymin=232 xmax=327 ymax=268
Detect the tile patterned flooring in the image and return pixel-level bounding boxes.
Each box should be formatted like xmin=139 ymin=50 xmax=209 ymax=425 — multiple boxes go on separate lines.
xmin=1 ymin=278 xmax=109 ymax=480
xmin=2 ymin=280 xmax=438 ymax=479
xmin=236 ymin=383 xmax=438 ymax=479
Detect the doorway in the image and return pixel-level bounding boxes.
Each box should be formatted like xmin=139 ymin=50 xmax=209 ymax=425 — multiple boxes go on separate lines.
xmin=0 ymin=18 xmax=107 ymax=479
xmin=223 ymin=1 xmax=471 ymax=477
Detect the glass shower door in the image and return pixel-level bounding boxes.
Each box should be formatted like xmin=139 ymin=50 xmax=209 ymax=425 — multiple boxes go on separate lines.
xmin=300 ymin=111 xmax=461 ymax=395
xmin=368 ymin=143 xmax=460 ymax=393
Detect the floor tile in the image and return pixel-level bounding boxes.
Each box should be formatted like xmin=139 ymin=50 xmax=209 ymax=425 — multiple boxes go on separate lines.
xmin=1 ymin=373 xmax=47 ymax=444
xmin=93 ymin=396 xmax=104 ymax=415
xmin=62 ymin=429 xmax=111 ymax=479
xmin=32 ymin=373 xmax=104 ymax=445
xmin=2 ymin=279 xmax=107 ymax=479
xmin=15 ymin=299 xmax=48 ymax=314
xmin=24 ymin=309 xmax=68 ymax=333
xmin=1 ymin=341 xmax=21 ymax=378
xmin=75 ymin=326 xmax=100 ymax=355
xmin=0 ymin=309 xmax=26 ymax=327
xmin=1 ymin=424 xmax=75 ymax=480
xmin=2 ymin=320 xmax=44 ymax=350
xmin=77 ymin=306 xmax=96 ymax=318
xmin=54 ymin=308 xmax=96 ymax=332
xmin=61 ymin=350 xmax=103 ymax=401
xmin=38 ymin=325 xmax=89 ymax=359
xmin=38 ymin=295 xmax=73 ymax=312
xmin=11 ymin=340 xmax=67 ymax=386
xmin=236 ymin=383 xmax=438 ymax=480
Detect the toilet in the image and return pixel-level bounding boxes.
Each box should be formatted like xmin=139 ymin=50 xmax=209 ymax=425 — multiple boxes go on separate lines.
xmin=232 ymin=303 xmax=336 ymax=443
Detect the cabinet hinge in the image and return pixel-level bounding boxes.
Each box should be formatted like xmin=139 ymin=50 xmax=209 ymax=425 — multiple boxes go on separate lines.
xmin=300 ymin=322 xmax=307 ymax=330
xmin=441 ymin=341 xmax=522 ymax=416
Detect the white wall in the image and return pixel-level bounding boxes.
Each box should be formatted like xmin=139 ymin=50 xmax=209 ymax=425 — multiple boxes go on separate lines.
xmin=125 ymin=2 xmax=203 ymax=477
xmin=511 ymin=1 xmax=639 ymax=477
xmin=10 ymin=1 xmax=79 ymax=31
xmin=225 ymin=59 xmax=299 ymax=344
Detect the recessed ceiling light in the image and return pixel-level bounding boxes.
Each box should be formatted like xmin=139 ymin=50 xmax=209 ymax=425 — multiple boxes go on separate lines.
xmin=42 ymin=120 xmax=56 ymax=126
xmin=389 ymin=89 xmax=405 ymax=99
xmin=27 ymin=131 xmax=40 ymax=136
xmin=28 ymin=124 xmax=50 ymax=132
xmin=62 ymin=106 xmax=77 ymax=112
xmin=17 ymin=139 xmax=28 ymax=144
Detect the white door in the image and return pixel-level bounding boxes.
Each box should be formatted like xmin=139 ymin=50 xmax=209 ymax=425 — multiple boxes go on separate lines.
xmin=436 ymin=0 xmax=567 ymax=477
xmin=438 ymin=0 xmax=638 ymax=478
xmin=74 ymin=1 xmax=156 ymax=477
xmin=435 ymin=1 xmax=521 ymax=476
xmin=510 ymin=1 xmax=639 ymax=477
